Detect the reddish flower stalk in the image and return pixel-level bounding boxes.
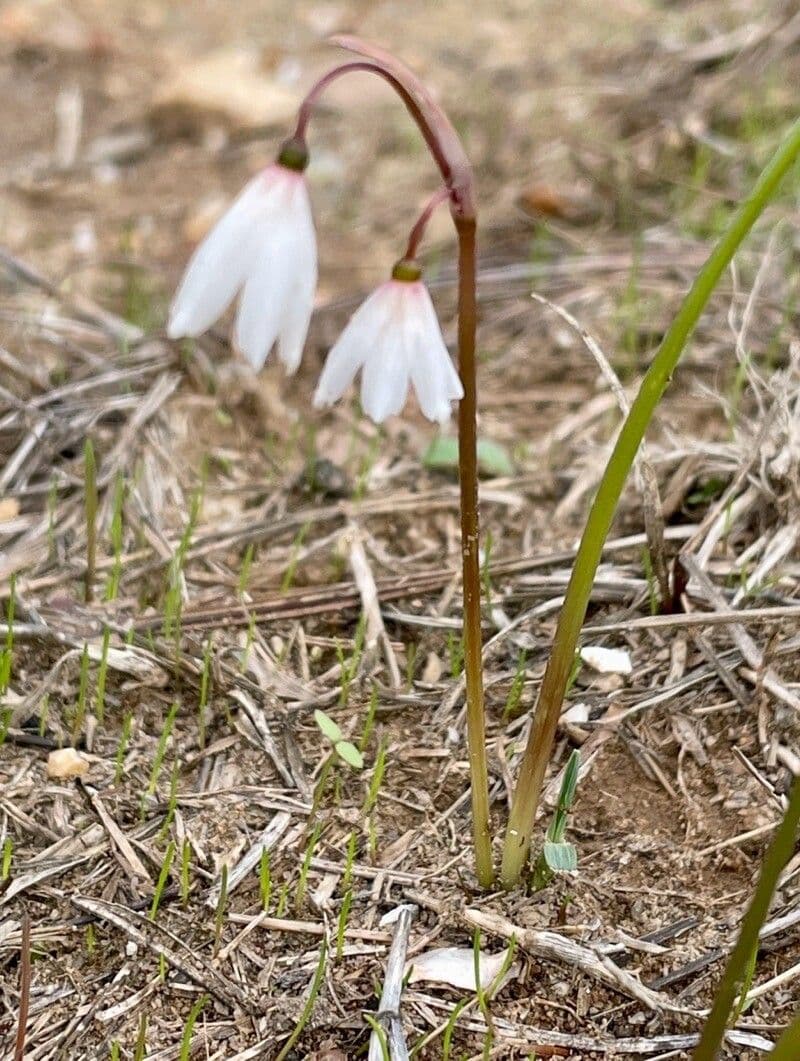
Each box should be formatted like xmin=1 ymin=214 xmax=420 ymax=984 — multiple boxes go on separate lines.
xmin=299 ymin=37 xmax=493 ymax=887
xmin=403 ymin=186 xmax=451 ymax=261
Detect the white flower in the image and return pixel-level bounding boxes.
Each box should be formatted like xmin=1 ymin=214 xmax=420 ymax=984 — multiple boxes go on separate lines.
xmin=167 ymin=163 xmax=317 ymax=373
xmin=313 ymin=276 xmax=464 ymax=423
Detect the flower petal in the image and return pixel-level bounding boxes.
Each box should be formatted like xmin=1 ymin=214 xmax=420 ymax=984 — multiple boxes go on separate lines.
xmin=361 ymin=317 xmax=409 ymax=423
xmin=277 ymin=181 xmax=318 ymax=373
xmin=167 ymin=174 xmax=276 ymax=340
xmin=313 ymin=283 xmax=395 ymax=408
xmin=233 ymin=236 xmax=293 ymax=370
xmin=407 ymin=284 xmax=463 ymax=422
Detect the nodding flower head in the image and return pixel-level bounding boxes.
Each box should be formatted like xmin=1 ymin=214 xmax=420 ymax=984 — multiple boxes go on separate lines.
xmin=313 ymin=259 xmax=464 ymax=424
xmin=168 ymin=143 xmax=317 ymax=374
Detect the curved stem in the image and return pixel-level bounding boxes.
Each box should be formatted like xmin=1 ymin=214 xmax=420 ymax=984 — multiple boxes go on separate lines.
xmin=404 ymin=187 xmax=450 ymax=261
xmin=501 ymin=116 xmax=800 ymax=887
xmin=693 ymin=776 xmax=800 ymax=1061
xmin=304 ymin=38 xmax=492 ymax=885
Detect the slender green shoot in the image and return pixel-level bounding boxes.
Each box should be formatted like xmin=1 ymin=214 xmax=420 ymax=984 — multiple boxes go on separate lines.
xmin=110 ymin=1042 xmax=120 ymax=1061
xmin=358 ymin=686 xmax=379 ymax=753
xmin=95 ymin=627 xmax=111 ymax=726
xmin=134 ymin=1014 xmax=147 ymax=1061
xmin=342 ymin=830 xmax=358 ymax=893
xmin=363 ymin=737 xmax=388 ymax=816
xmin=0 ymin=573 xmax=16 ymax=694
xmin=179 ymin=994 xmax=208 ymax=1061
xmin=275 ymin=881 xmax=289 ymax=918
xmin=105 ymin=472 xmax=125 ymax=602
xmin=197 ymin=635 xmax=213 ymax=749
xmin=502 ymin=117 xmax=800 ymax=887
xmin=158 ymin=761 xmax=180 ymax=842
xmin=447 ymin=630 xmax=463 ymax=678
xmin=531 ymin=750 xmax=581 ymax=892
xmin=281 ymin=520 xmax=311 ymax=591
xmin=363 ymin=1013 xmax=390 ymax=1061
xmin=336 ymin=888 xmax=353 ymax=960
xmin=295 ymin=823 xmax=322 ymax=912
xmin=114 ymin=710 xmax=133 ymax=784
xmin=768 ymin=1010 xmax=800 ymax=1060
xmin=84 ymin=439 xmax=98 ymax=603
xmin=1 ymin=836 xmax=12 ymax=880
xmin=180 ymin=839 xmax=191 ymax=906
xmin=149 ymin=840 xmax=176 ymax=920
xmin=259 ymin=848 xmax=272 ymax=912
xmin=144 ymin=701 xmax=179 ymax=806
xmin=72 ymin=643 xmax=91 ymax=742
xmin=274 ymin=939 xmax=328 ymax=1061
xmin=693 ymin=776 xmax=800 ymax=1060
xmin=237 ymin=542 xmax=255 ymax=596
xmin=214 ymin=864 xmax=228 ymax=954
xmin=502 ymin=649 xmax=527 ymax=722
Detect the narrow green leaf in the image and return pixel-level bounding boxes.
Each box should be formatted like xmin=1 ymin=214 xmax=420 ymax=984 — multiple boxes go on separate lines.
xmin=543 ymin=841 xmax=577 ymax=873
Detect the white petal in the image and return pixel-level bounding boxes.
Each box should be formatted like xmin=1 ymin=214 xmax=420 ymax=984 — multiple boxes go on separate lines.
xmin=168 ymin=174 xmax=276 ymax=339
xmin=233 ymin=235 xmax=293 ymax=370
xmin=313 ymin=284 xmax=395 ymax=407
xmin=361 ymin=318 xmax=409 ymax=423
xmin=407 ymin=284 xmax=464 ymax=422
xmin=406 ymin=947 xmax=517 ymax=992
xmin=276 ymin=181 xmax=318 ymax=373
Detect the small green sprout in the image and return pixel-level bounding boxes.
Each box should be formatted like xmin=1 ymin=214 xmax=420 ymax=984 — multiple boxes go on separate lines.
xmin=313 ymin=710 xmax=364 ymax=769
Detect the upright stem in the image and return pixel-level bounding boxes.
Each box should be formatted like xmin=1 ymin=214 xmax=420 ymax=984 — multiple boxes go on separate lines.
xmin=692 ymin=776 xmax=800 ymax=1061
xmin=456 ymin=215 xmax=494 ymax=888
xmin=500 ymin=115 xmax=800 ymax=887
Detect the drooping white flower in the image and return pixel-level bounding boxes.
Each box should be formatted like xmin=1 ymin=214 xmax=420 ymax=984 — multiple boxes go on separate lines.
xmin=167 ymin=157 xmax=317 ymax=373
xmin=313 ymin=267 xmax=464 ymax=423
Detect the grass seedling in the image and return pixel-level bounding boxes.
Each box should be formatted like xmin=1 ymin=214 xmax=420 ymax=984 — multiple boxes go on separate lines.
xmin=447 ymin=630 xmax=463 ymax=678
xmin=358 ymin=686 xmax=379 ymax=753
xmin=83 ymin=438 xmax=98 ymax=603
xmin=0 ymin=573 xmax=16 ymax=695
xmin=133 ymin=1014 xmax=148 ymax=1061
xmin=641 ymin=546 xmax=660 ymax=616
xmin=85 ymin=923 xmax=95 ymax=956
xmin=114 ymin=710 xmax=133 ymax=784
xmin=342 ymin=830 xmax=358 ymax=893
xmin=214 ymin=864 xmax=228 ymax=954
xmin=441 ymin=999 xmax=469 ymax=1060
xmin=0 ymin=709 xmax=11 ymax=747
xmin=295 ymin=822 xmax=322 ymax=912
xmin=158 ymin=761 xmax=180 ymax=842
xmin=143 ymin=700 xmax=179 ymax=812
xmin=405 ymin=641 xmax=417 ymax=689
xmin=768 ymin=1011 xmax=800 ymax=1061
xmin=336 ymin=888 xmax=352 ymax=960
xmin=502 ymin=116 xmax=800 ymax=887
xmin=179 ymin=995 xmax=207 ymax=1061
xmin=363 ymin=1013 xmax=390 ymax=1061
xmin=38 ymin=694 xmax=50 ymax=738
xmin=1 ymin=837 xmax=12 ymax=880
xmin=363 ymin=737 xmax=387 ymax=817
xmin=95 ymin=627 xmax=111 ymax=726
xmin=71 ymin=642 xmax=90 ymax=742
xmin=237 ymin=542 xmax=255 ymax=596
xmin=335 ymin=613 xmax=367 ymax=707
xmin=274 ymin=939 xmax=328 ymax=1061
xmin=105 ymin=472 xmax=125 ymax=601
xmin=163 ymin=483 xmax=203 ymax=643
xmin=281 ymin=520 xmax=311 ymax=591
xmin=180 ymin=838 xmax=191 ymax=906
xmin=110 ymin=1042 xmax=120 ymax=1061
xmin=502 ymin=649 xmax=527 ymax=722
xmin=275 ymin=881 xmax=289 ymax=918
xmin=149 ymin=840 xmax=176 ymax=920
xmin=693 ymin=776 xmax=800 ymax=1060
xmin=197 ymin=635 xmax=213 ymax=749
xmin=531 ymin=750 xmax=580 ymax=892
xmin=259 ymin=847 xmax=272 ymax=912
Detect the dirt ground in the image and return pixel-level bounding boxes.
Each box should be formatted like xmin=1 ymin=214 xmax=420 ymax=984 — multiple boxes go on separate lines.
xmin=1 ymin=0 xmax=800 ymax=1057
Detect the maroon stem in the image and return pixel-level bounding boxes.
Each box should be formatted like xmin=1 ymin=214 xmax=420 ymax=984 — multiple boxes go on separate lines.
xmin=403 ymin=187 xmax=450 ymax=260
xmin=298 ymin=38 xmax=493 ymax=887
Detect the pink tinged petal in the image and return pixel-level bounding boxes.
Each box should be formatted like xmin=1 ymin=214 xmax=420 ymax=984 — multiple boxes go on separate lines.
xmin=406 ymin=283 xmax=464 ymax=422
xmin=361 ymin=319 xmax=410 ymax=423
xmin=313 ymin=283 xmax=396 ymax=407
xmin=167 ymin=173 xmax=280 ymax=340
xmin=233 ymin=234 xmax=294 ymax=370
xmin=276 ymin=182 xmax=318 ymax=373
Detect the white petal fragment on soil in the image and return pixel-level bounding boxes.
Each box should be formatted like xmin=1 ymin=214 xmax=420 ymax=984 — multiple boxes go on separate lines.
xmin=580 ymin=645 xmax=633 ymax=676
xmin=406 ymin=946 xmax=517 ymax=992
xmin=47 ymin=748 xmax=89 ymax=780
